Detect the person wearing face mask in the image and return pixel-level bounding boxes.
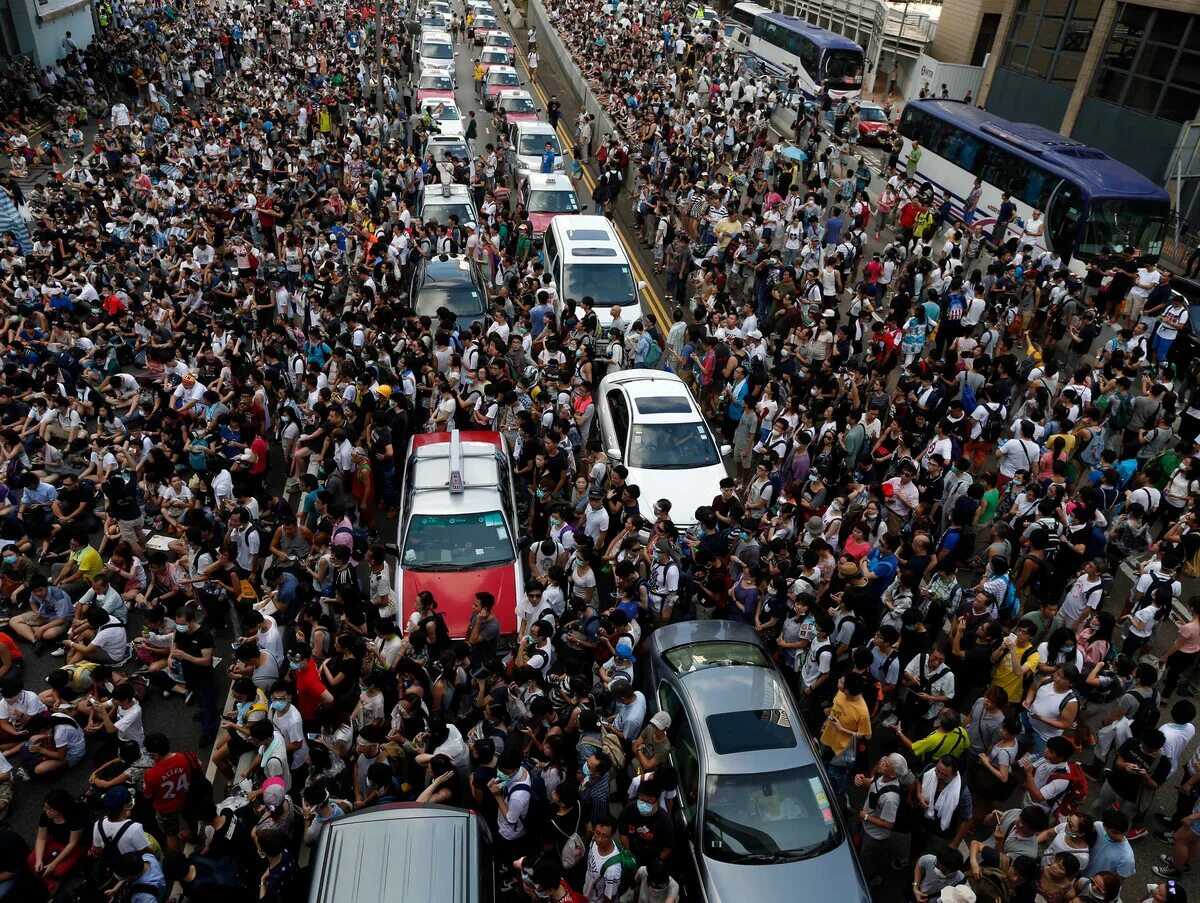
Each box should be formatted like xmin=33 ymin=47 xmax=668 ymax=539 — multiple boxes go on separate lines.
xmin=171 ymin=603 xmax=218 ymax=746
xmin=618 ymin=778 xmax=674 ymax=866
xmin=285 ymin=642 xmax=333 ymax=731
xmin=525 ymin=857 xmax=587 ymax=902
xmin=350 ymin=724 xmax=388 ymax=806
xmin=488 ymin=747 xmax=535 ymax=879
xmin=1140 ymin=881 xmax=1189 ymax=903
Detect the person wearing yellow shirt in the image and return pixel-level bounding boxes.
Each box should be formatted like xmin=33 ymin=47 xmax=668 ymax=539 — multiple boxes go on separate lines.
xmin=49 ymin=534 xmax=104 ymax=601
xmin=893 ymin=709 xmax=971 ymax=766
xmin=820 ymin=672 xmax=873 ymax=797
xmin=990 ymin=619 xmax=1040 ymax=703
xmin=713 ymin=212 xmax=743 ymax=251
xmin=473 ymin=61 xmax=485 ymax=101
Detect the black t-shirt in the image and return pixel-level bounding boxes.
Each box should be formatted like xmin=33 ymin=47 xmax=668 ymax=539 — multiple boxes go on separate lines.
xmin=176 ymin=626 xmax=215 ymax=683
xmin=618 ymin=800 xmax=675 ymax=862
xmin=1069 ymin=322 xmax=1102 ymax=354
xmin=38 ymin=805 xmax=91 ymax=845
xmin=103 ymin=478 xmax=141 ymax=520
xmin=1108 ymin=737 xmax=1169 ymax=801
xmin=1107 ymin=258 xmax=1137 ymax=297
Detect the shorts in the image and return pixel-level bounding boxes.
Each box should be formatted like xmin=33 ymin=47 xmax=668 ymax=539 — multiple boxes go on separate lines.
xmin=66 ymin=747 xmax=86 ymax=767
xmin=0 ymin=779 xmax=11 ymax=806
xmin=155 ymin=808 xmax=183 ymax=836
xmin=117 ymin=515 xmax=145 ymax=544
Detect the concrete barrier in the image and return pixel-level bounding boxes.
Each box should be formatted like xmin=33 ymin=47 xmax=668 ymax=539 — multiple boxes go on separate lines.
xmin=525 ymin=0 xmax=618 ymax=147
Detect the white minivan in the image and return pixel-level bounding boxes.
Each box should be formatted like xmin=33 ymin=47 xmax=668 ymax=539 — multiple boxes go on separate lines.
xmin=417 ymin=30 xmax=455 ymax=74
xmin=506 ymin=121 xmax=564 ymax=178
xmin=543 ymin=215 xmax=646 ymax=328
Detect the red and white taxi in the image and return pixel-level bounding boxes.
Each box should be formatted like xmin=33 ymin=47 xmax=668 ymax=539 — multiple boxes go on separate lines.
xmin=396 ymin=430 xmax=521 ymax=639
xmin=479 ymin=47 xmax=512 ymax=71
xmin=483 ymin=65 xmax=522 ymax=110
xmin=482 ymin=31 xmax=515 ymax=58
xmin=495 ymin=89 xmax=538 ymax=124
xmin=518 ymin=172 xmax=582 ymax=234
xmin=415 ymin=70 xmax=456 ymax=105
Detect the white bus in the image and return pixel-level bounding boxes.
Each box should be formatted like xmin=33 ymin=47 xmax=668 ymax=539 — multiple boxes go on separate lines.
xmin=748 ymin=11 xmax=864 ymax=101
xmin=897 ymin=99 xmax=1170 ymax=273
xmin=724 ymin=1 xmax=769 ymax=51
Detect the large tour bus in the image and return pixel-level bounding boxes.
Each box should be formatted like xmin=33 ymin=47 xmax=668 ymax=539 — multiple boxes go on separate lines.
xmin=747 ymin=11 xmax=864 ymax=101
xmin=898 ymin=99 xmax=1171 ymax=272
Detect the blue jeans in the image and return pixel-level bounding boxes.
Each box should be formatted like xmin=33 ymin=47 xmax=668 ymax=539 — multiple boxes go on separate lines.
xmin=1152 ymin=332 xmax=1174 ymax=361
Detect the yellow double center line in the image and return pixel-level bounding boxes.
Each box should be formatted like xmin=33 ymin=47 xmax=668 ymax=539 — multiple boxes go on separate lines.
xmin=504 ymin=28 xmax=670 ymax=326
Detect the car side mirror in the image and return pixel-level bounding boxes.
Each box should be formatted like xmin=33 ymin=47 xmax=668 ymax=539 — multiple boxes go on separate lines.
xmin=719 ymin=444 xmax=732 ymax=457
xmin=607 ymin=447 xmax=623 ymax=462
xmin=637 ymin=280 xmax=648 ymax=291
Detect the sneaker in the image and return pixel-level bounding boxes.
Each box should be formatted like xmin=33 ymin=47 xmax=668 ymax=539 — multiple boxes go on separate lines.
xmin=1156 ymin=832 xmax=1177 ymax=844
xmin=12 ymin=767 xmax=30 ymax=782
xmin=49 ymin=646 xmax=66 ymax=657
xmin=33 ymin=640 xmax=48 ymax=655
xmin=1153 ymin=866 xmax=1183 ymax=879
xmin=1126 ymin=825 xmax=1148 ymax=841
xmin=890 ymin=858 xmax=910 ymax=872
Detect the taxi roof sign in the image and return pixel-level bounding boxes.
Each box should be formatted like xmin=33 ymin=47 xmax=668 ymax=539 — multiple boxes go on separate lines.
xmin=448 ymin=430 xmax=464 ymax=493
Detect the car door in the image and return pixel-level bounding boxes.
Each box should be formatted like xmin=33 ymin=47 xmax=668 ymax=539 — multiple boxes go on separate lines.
xmin=658 ymin=682 xmax=706 ymax=898
xmin=605 ymin=387 xmax=630 ymax=460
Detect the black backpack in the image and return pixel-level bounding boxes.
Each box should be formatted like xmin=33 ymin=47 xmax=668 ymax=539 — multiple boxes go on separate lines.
xmin=868 ymin=781 xmax=914 ymax=834
xmin=1126 ymin=687 xmax=1161 ymax=736
xmin=508 ymin=766 xmax=550 ymax=835
xmin=980 ymin=402 xmax=1004 ymax=442
xmin=941 ymin=526 xmax=976 ymax=564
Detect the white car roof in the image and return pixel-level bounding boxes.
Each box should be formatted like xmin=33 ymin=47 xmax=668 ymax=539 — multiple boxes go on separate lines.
xmin=421 ymin=30 xmax=453 ymax=42
xmin=487 ymin=65 xmax=517 ymax=75
xmin=523 ymin=172 xmax=573 ymax=191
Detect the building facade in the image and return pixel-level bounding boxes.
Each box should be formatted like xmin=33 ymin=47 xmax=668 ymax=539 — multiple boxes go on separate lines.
xmin=0 ymin=0 xmax=94 ymax=68
xmin=978 ymin=0 xmax=1199 ymax=220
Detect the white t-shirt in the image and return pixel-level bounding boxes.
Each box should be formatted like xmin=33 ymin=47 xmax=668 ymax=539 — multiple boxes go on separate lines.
xmin=0 ymin=689 xmax=47 ymax=727
xmin=94 ymin=617 xmax=129 ymax=662
xmin=582 ymin=842 xmax=624 ymax=902
xmin=271 ymin=704 xmax=309 ymax=770
xmin=93 ymin=817 xmax=150 ymax=855
xmin=112 ymin=701 xmax=145 ymax=747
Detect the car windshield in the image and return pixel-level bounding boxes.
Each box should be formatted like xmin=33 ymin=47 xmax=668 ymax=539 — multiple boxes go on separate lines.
xmin=663 ymin=641 xmax=772 ymax=674
xmin=860 ymin=106 xmax=888 ymax=122
xmin=402 ymin=511 xmax=514 ymax=569
xmin=421 ymin=42 xmax=453 ymax=60
xmin=626 ymin=421 xmax=719 ymax=469
xmin=419 ymin=75 xmax=453 ymax=91
xmin=425 ymin=103 xmax=460 ymax=120
xmin=488 ymin=71 xmax=521 ymax=88
xmin=421 ymin=202 xmax=476 ymax=227
xmin=487 ymin=33 xmax=513 ymax=46
xmin=703 ymin=766 xmax=842 ymax=863
xmin=565 ymin=262 xmax=635 ymax=308
xmin=427 ymin=141 xmax=469 ymax=162
xmin=501 ymin=96 xmax=536 ymax=114
xmin=415 ymin=265 xmax=484 ymax=317
xmin=822 ymin=50 xmax=863 ymax=87
xmin=518 ymin=134 xmax=560 ymax=156
xmin=1078 ymin=197 xmax=1169 ymax=262
xmin=527 ymin=189 xmax=580 ymax=213
xmin=476 ymin=16 xmax=497 ymax=27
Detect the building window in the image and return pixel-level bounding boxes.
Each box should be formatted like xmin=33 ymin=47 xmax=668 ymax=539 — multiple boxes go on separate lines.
xmin=1091 ymin=3 xmax=1200 ymax=123
xmin=1000 ymin=0 xmax=1101 ymax=84
xmin=971 ymin=13 xmax=1001 ymax=66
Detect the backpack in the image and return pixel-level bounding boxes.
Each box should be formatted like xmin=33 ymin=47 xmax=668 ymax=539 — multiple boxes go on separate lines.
xmin=960 ymin=380 xmax=978 ymax=415
xmin=868 ymin=782 xmax=914 ymax=834
xmin=835 ymin=612 xmax=869 ymax=656
xmin=641 ymin=331 xmax=663 ymax=370
xmin=948 ymin=434 xmax=964 ymax=464
xmin=940 ymin=526 xmax=976 ymax=564
xmin=1125 ymin=687 xmax=1161 ymax=737
xmin=508 ymin=767 xmax=550 ymax=835
xmin=1110 ymin=393 xmax=1135 ymax=430
xmin=1080 ymin=428 xmax=1105 ymax=469
xmin=999 ymin=576 xmax=1020 ymax=622
xmin=1017 ymin=553 xmax=1049 ymax=599
xmin=551 ymin=803 xmax=586 ymax=869
xmin=969 ymin=866 xmax=1014 ymax=903
xmin=333 ymin=524 xmax=369 ymax=562
xmin=599 ymin=841 xmax=639 ymax=895
xmin=980 ymin=403 xmax=1004 ymax=442
xmin=1051 ymin=762 xmax=1090 ymax=818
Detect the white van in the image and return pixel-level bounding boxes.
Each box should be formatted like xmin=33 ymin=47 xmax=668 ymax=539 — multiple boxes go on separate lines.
xmin=506 ymin=121 xmax=563 ymax=178
xmin=543 ymin=215 xmax=646 ymax=328
xmin=417 ymin=30 xmax=455 ymax=73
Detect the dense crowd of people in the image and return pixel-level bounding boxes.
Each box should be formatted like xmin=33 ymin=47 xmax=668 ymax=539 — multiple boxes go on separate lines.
xmin=0 ymin=0 xmax=1198 ymax=902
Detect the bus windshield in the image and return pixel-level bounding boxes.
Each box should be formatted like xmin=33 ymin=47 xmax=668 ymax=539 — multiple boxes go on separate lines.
xmin=1078 ymin=198 xmax=1169 ymax=262
xmin=822 ymin=50 xmax=863 ymax=87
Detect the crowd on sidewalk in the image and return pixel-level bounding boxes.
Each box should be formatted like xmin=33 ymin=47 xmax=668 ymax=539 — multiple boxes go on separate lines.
xmin=0 ymin=0 xmax=1198 ymax=902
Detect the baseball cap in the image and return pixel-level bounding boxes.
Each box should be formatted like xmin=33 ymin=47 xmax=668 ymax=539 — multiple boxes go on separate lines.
xmin=261 ymin=776 xmax=287 ymax=810
xmin=103 ymin=786 xmax=133 ymax=812
xmin=649 ymin=711 xmax=672 ymax=731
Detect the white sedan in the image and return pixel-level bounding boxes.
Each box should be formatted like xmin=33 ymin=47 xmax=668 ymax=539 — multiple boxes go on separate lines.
xmin=595 ymin=370 xmax=730 ymax=526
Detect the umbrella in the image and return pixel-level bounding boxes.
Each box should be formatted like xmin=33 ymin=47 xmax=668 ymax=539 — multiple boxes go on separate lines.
xmin=780 ymin=146 xmax=808 ymax=162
